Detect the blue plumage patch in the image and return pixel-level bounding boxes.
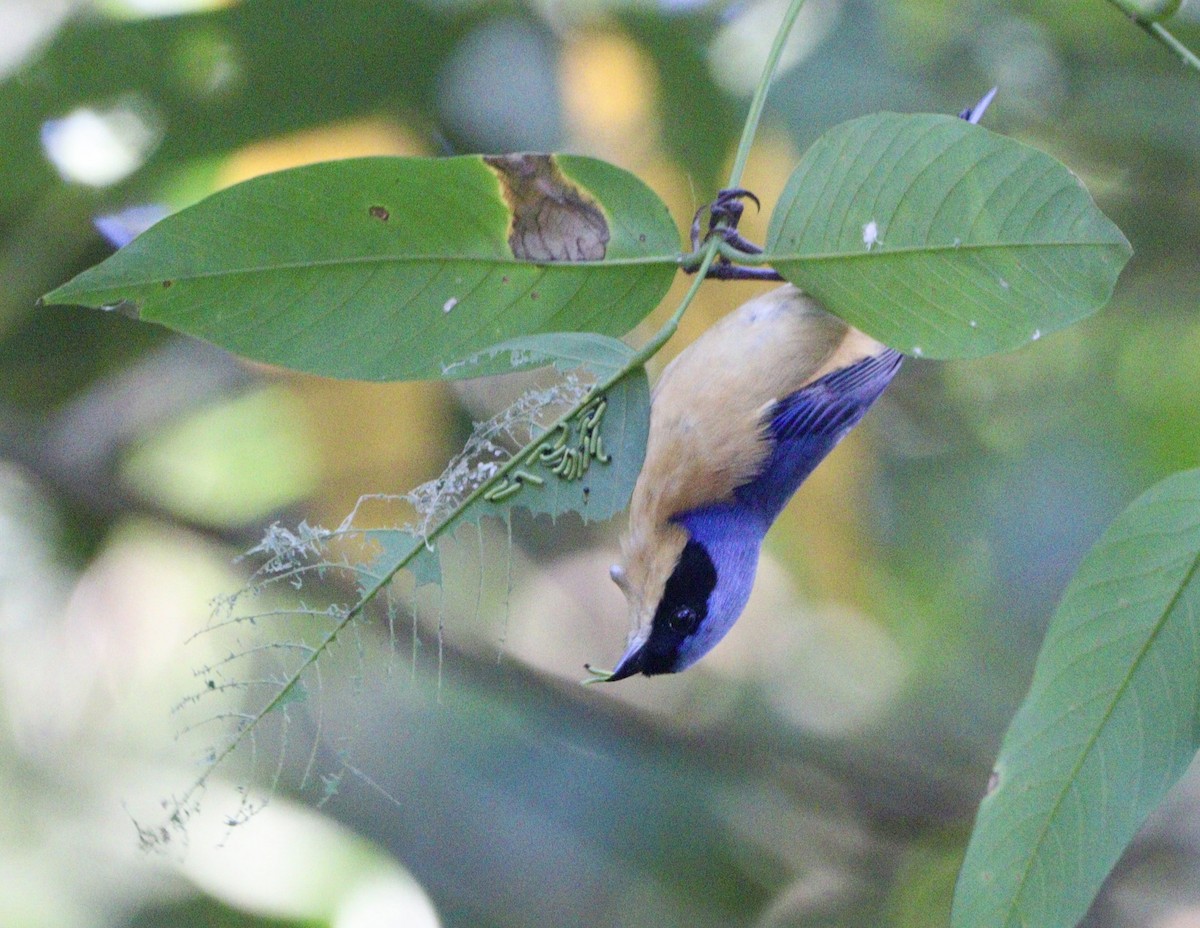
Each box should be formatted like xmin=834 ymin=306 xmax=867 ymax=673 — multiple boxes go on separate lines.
xmin=732 ymin=348 xmax=902 ymax=521
xmin=768 ymin=348 xmax=902 ymax=444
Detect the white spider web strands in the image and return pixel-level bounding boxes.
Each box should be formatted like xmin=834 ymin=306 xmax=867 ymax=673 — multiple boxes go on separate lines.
xmin=398 ymin=373 xmax=591 ymax=542
xmin=146 ymin=374 xmax=595 ymax=849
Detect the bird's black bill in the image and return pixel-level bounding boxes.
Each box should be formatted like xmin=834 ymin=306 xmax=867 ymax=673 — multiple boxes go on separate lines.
xmin=604 ymin=648 xmax=644 ymax=682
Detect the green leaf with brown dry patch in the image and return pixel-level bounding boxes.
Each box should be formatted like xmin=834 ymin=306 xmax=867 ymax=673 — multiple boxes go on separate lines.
xmin=42 ymin=154 xmax=679 ymax=381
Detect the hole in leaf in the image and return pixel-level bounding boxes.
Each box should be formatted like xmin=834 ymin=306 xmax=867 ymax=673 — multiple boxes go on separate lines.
xmin=483 ymin=153 xmax=610 ymax=261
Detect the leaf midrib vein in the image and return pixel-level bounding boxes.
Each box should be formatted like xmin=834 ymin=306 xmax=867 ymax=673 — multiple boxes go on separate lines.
xmin=61 ymin=237 xmax=1126 ymax=297
xmin=1003 ymin=534 xmax=1200 ymax=927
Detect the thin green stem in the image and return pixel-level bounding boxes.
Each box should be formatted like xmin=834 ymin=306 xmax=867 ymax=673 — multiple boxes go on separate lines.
xmin=677 ymin=0 xmax=808 ymax=275
xmin=717 ymin=240 xmax=773 ymax=264
xmin=1104 ymin=0 xmax=1200 ymax=73
xmin=726 ymin=0 xmax=810 ymax=191
xmin=191 ymin=243 xmax=723 ymax=757
xmin=1139 ymin=18 xmax=1200 ymax=72
xmin=628 ymin=242 xmax=722 ymax=370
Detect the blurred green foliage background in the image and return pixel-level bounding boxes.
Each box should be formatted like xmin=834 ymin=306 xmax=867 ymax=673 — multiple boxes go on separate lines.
xmin=4 ymin=1 xmax=1200 ymax=926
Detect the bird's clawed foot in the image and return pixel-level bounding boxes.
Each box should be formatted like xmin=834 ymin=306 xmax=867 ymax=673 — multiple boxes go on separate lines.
xmin=688 ymin=187 xmax=783 ymax=281
xmin=691 ymin=187 xmax=761 ymax=252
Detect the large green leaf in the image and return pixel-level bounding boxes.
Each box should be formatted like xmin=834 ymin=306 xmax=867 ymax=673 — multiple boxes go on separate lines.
xmin=953 ymin=469 xmax=1200 ymax=928
xmin=764 ymin=113 xmax=1131 ymax=359
xmin=42 ymin=155 xmax=679 ymax=381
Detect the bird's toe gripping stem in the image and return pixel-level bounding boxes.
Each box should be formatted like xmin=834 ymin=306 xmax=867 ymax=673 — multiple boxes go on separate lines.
xmin=687 ymin=187 xmax=783 ymax=282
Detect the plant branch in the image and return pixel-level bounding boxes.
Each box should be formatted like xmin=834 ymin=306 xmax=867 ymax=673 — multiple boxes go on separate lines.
xmin=726 ymin=0 xmax=810 ymax=191
xmin=1106 ymin=0 xmax=1200 ymax=73
xmin=675 ymin=0 xmax=808 ymax=280
xmin=1137 ymin=18 xmax=1200 ymax=72
xmin=630 ymin=242 xmax=722 ymax=369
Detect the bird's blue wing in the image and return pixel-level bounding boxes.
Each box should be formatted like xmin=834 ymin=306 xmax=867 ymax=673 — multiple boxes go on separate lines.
xmin=768 ymin=348 xmax=902 ymax=444
xmin=736 ymin=348 xmax=902 ymax=521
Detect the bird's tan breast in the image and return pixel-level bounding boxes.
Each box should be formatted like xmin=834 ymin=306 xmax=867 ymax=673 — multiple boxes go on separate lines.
xmin=631 ymin=287 xmax=860 ymax=524
xmin=617 ymin=285 xmax=887 ymax=631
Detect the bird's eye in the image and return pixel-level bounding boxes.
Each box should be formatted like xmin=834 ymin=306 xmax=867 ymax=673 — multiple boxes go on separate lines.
xmin=669 ymin=606 xmax=699 ymax=634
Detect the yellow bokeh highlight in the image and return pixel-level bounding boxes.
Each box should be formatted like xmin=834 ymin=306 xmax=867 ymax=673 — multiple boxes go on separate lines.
xmin=217 ymin=117 xmax=429 ymax=188
xmin=560 ymin=28 xmax=659 ymax=166
xmin=287 ymin=375 xmax=460 ymax=532
xmin=561 ymin=29 xmax=656 ymax=133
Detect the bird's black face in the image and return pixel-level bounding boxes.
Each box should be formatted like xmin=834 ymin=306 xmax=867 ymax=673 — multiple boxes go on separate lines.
xmin=609 ymin=539 xmax=718 ymax=679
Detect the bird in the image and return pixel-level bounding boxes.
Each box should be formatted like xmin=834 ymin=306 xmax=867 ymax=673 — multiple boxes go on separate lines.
xmin=598 ymin=285 xmax=902 ymax=681
xmin=592 ymin=90 xmax=999 ymax=682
